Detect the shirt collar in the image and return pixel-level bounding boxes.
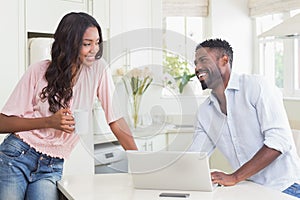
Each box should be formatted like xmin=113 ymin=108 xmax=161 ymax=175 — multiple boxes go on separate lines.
xmin=227 ymin=72 xmax=240 ymax=91
xmin=208 ymin=72 xmax=240 ymax=104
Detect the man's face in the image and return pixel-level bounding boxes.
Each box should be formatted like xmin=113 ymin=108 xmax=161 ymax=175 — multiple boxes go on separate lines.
xmin=194 ymin=48 xmax=223 ymax=90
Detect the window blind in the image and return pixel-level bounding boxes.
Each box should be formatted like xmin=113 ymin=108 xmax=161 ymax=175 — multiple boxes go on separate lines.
xmin=163 ymin=0 xmax=209 ymax=17
xmin=248 ymin=0 xmax=300 ymax=16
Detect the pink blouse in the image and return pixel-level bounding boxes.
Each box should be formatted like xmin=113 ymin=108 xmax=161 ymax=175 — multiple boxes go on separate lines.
xmin=1 ymin=59 xmax=122 ymax=159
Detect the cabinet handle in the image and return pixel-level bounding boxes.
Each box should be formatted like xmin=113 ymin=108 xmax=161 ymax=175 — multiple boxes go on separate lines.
xmin=148 ymin=141 xmax=153 ymax=151
xmin=142 ymin=142 xmax=147 ymax=151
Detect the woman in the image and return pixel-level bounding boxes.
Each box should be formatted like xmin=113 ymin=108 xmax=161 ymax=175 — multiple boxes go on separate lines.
xmin=0 ymin=12 xmax=137 ymax=200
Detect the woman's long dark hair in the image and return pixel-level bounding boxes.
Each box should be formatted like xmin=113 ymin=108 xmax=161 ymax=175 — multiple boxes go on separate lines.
xmin=40 ymin=12 xmax=103 ymax=113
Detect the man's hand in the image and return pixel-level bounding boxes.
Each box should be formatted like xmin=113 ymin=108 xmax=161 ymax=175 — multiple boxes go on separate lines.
xmin=210 ymin=145 xmax=281 ymax=187
xmin=211 ymin=171 xmax=238 ymax=186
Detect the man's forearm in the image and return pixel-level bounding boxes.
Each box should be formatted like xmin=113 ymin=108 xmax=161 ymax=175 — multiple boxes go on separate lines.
xmin=232 ymin=145 xmax=281 ymax=183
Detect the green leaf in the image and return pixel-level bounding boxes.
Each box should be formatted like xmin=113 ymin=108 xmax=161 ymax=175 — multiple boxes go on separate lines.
xmin=163 ymin=52 xmax=195 ymax=93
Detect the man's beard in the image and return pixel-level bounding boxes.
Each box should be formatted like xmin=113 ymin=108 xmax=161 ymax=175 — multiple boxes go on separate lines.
xmin=200 ymin=80 xmax=208 ymax=90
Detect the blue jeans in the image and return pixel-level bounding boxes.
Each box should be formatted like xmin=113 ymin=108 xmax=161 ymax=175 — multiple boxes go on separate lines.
xmin=283 ymin=183 xmax=300 ymax=198
xmin=0 ymin=134 xmax=64 ymax=200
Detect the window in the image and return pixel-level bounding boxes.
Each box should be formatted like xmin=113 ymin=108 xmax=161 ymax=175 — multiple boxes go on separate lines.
xmin=165 ymin=16 xmax=203 ymax=46
xmin=256 ymin=10 xmax=300 ymax=97
xmin=161 ymin=0 xmax=208 ymax=97
xmin=162 ymin=16 xmax=204 ymax=96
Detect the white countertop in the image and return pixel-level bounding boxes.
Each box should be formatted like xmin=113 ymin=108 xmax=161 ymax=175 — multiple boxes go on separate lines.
xmin=93 ymin=124 xmax=194 ymax=144
xmin=132 ymin=124 xmax=194 ymax=137
xmin=93 ymin=134 xmax=118 ymax=144
xmin=57 ymin=173 xmax=298 ymax=200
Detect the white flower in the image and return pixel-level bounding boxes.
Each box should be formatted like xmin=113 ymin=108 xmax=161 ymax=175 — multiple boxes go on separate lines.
xmin=123 ymin=67 xmax=153 ymax=96
xmin=122 ymin=67 xmax=153 ymax=128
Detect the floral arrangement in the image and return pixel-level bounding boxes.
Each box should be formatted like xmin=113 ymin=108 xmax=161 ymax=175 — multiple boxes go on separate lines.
xmin=122 ymin=67 xmax=153 ymax=128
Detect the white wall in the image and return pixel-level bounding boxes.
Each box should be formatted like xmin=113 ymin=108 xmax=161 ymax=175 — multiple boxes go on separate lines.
xmin=284 ymin=99 xmax=300 ymax=129
xmin=204 ymin=0 xmax=300 ymax=130
xmin=205 ymin=0 xmax=253 ymax=74
xmin=0 ymin=0 xmax=255 ymax=126
xmin=0 ymin=1 xmax=25 ymax=109
xmin=144 ymin=0 xmax=253 ymax=122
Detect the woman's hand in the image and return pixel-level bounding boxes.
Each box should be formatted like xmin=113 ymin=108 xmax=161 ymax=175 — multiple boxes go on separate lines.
xmin=0 ymin=109 xmax=75 ymax=133
xmin=47 ymin=108 xmax=75 ymax=133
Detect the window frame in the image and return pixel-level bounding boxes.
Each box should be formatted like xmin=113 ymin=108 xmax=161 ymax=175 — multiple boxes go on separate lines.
xmin=256 ymin=11 xmax=300 ymax=98
xmin=161 ymin=16 xmax=205 ymax=97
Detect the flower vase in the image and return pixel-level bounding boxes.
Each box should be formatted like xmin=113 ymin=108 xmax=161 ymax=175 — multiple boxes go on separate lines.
xmin=122 ymin=67 xmax=153 ymax=129
xmin=130 ymin=93 xmax=143 ymax=129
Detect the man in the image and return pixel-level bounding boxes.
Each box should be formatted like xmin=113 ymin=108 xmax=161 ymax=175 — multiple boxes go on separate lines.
xmin=189 ymin=38 xmax=300 ymax=198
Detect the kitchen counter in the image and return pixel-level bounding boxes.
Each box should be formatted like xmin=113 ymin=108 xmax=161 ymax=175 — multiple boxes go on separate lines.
xmin=94 ymin=133 xmax=118 ymax=144
xmin=132 ymin=124 xmax=194 ymax=137
xmin=93 ymin=124 xmax=194 ymax=144
xmin=57 ymin=173 xmax=297 ymax=200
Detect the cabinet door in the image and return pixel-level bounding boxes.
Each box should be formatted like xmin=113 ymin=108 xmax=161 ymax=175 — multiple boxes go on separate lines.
xmin=104 ymin=0 xmax=162 ymax=77
xmin=134 ymin=134 xmax=166 ymax=152
xmin=148 ymin=134 xmax=167 ymax=152
xmin=166 ymin=132 xmax=233 ymax=173
xmin=209 ymin=148 xmax=233 ymax=173
xmin=167 ymin=132 xmax=194 ymax=151
xmin=0 ymin=1 xmax=25 ymax=109
xmin=91 ymin=0 xmax=110 ymax=40
xmin=135 ymin=138 xmax=148 ymax=151
xmin=26 ymin=0 xmax=89 ymax=33
xmin=109 ymin=0 xmax=153 ymax=36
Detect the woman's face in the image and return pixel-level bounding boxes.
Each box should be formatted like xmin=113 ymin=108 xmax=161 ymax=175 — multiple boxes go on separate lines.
xmin=79 ymin=26 xmax=100 ymax=67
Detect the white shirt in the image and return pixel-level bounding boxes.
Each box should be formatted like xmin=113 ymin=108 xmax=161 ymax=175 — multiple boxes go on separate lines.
xmin=189 ymin=72 xmax=300 ymax=191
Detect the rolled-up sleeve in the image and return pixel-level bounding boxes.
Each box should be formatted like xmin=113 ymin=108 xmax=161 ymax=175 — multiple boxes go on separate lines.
xmin=255 ymin=79 xmax=292 ymax=154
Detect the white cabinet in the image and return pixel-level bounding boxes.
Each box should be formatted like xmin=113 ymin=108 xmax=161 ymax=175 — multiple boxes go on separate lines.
xmin=0 ymin=1 xmax=26 ymax=109
xmin=91 ymin=0 xmax=110 ymax=40
xmin=92 ymin=0 xmax=157 ymax=40
xmin=209 ymin=148 xmax=233 ymax=173
xmin=166 ymin=129 xmax=233 ymax=173
xmin=109 ymin=0 xmax=155 ymax=36
xmin=26 ymin=0 xmax=90 ymax=34
xmin=92 ymin=0 xmax=163 ymax=76
xmin=166 ymin=130 xmax=194 ymax=151
xmin=135 ymin=133 xmax=166 ymax=152
xmin=109 ymin=0 xmax=156 ymax=73
xmin=63 ymin=134 xmax=95 ymax=176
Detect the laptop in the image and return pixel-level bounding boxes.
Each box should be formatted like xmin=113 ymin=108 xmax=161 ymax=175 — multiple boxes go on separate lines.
xmin=126 ymin=150 xmax=217 ymax=192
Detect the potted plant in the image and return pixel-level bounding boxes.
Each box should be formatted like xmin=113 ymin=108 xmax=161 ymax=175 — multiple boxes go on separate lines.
xmin=162 ymin=53 xmax=195 ymax=94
